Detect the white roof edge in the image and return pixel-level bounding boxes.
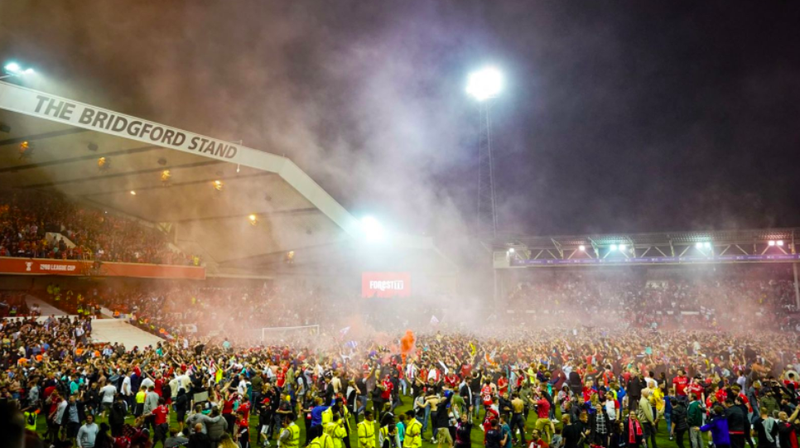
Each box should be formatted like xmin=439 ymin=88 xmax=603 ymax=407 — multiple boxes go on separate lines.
xmin=0 ymin=81 xmax=437 ymax=252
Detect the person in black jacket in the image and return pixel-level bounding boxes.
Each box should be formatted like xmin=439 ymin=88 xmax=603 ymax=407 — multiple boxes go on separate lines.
xmin=723 ymin=398 xmax=747 ymax=448
xmin=188 ymin=422 xmax=213 ymax=448
xmin=670 ymin=397 xmax=689 ymax=448
xmin=109 ymin=395 xmax=127 ymax=437
xmin=627 ymin=374 xmax=643 ymax=412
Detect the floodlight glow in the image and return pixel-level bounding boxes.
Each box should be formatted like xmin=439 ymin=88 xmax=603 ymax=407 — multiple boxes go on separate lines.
xmin=129 ymin=190 xmax=136 ymax=196
xmin=508 ymin=247 xmax=515 ymax=253
xmin=610 ymin=244 xmax=618 ymax=251
xmin=466 ymin=67 xmax=503 ymax=102
xmin=768 ymin=240 xmax=776 ymax=246
xmin=24 ymin=68 xmax=34 ymax=74
xmin=704 ymin=242 xmax=711 ymax=248
xmin=695 ymin=242 xmax=703 ymax=249
xmin=361 ymin=216 xmax=384 ymax=242
xmin=619 ymin=244 xmax=627 ymax=251
xmin=777 ymin=240 xmax=784 ymax=246
xmin=4 ymin=62 xmax=21 ymax=73
xmin=579 ymin=245 xmax=586 ymax=252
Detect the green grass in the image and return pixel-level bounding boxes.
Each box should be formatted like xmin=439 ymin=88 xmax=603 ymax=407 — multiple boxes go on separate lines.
xmin=33 ymin=399 xmax=690 ymax=448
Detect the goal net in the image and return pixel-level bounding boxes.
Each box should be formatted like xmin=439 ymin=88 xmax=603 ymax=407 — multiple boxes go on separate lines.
xmin=260 ymin=324 xmax=320 ymax=343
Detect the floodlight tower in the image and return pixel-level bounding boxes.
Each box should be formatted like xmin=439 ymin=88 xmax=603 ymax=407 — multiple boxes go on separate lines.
xmin=466 ymin=67 xmax=503 ymax=239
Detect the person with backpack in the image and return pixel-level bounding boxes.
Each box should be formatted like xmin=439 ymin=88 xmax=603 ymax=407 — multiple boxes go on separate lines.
xmin=753 ymin=409 xmax=778 ymax=448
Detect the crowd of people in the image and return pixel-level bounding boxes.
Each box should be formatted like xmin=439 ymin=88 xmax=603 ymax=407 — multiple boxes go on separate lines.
xmin=2 ymin=261 xmax=800 ymax=448
xmin=1 ymin=285 xmax=800 ymax=448
xmin=505 ymin=267 xmax=799 ymax=332
xmin=0 ymin=191 xmax=196 ymax=265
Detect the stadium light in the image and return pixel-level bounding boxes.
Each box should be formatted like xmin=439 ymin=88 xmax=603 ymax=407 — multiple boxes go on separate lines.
xmin=610 ymin=244 xmax=618 ymax=251
xmin=619 ymin=244 xmax=627 ymax=251
xmin=466 ymin=67 xmax=503 ymax=102
xmin=129 ymin=190 xmax=136 ymax=196
xmin=768 ymin=240 xmax=776 ymax=246
xmin=2 ymin=61 xmax=36 ymax=80
xmin=248 ymin=214 xmax=257 ymax=225
xmin=361 ymin=216 xmax=384 ymax=242
xmin=704 ymin=242 xmax=711 ymax=248
xmin=777 ymin=240 xmax=784 ymax=246
xmin=579 ymin=245 xmax=586 ymax=252
xmin=508 ymin=247 xmax=515 ymax=254
xmin=695 ymin=242 xmax=703 ymax=249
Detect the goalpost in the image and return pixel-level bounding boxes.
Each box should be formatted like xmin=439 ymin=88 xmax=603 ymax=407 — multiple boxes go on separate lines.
xmin=260 ymin=324 xmax=320 ymax=342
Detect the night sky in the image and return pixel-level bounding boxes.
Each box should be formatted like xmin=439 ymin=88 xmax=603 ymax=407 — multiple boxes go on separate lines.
xmin=2 ymin=1 xmax=799 ymax=239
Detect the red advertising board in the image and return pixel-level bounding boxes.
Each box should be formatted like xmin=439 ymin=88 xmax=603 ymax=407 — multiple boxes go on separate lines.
xmin=0 ymin=257 xmax=205 ymax=280
xmin=362 ymin=272 xmax=411 ymax=298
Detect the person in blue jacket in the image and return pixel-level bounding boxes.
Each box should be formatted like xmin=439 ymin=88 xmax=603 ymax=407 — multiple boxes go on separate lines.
xmin=697 ymin=405 xmax=731 ymax=448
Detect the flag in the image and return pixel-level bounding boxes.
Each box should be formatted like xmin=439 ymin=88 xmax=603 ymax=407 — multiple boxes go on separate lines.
xmin=346 ymin=340 xmax=358 ymax=349
xmin=468 ymin=342 xmax=477 ymax=357
xmin=339 ymin=326 xmax=351 ymax=337
xmin=430 ymin=315 xmax=440 ymax=325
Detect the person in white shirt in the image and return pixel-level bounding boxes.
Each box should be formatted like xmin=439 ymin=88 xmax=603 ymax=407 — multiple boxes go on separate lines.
xmin=140 ymin=376 xmax=155 ymax=390
xmin=99 ymin=383 xmax=117 ymax=417
xmin=121 ymin=373 xmax=133 ymax=397
xmin=77 ymin=414 xmax=100 ymax=448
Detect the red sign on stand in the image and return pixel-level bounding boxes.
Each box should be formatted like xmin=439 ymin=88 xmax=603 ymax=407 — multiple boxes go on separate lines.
xmin=362 ymin=272 xmax=411 ymax=298
xmin=0 ymin=257 xmax=205 ymax=280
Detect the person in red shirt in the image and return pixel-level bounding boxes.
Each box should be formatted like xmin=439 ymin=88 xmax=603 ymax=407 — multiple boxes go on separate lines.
xmin=276 ymin=366 xmax=287 ymax=389
xmin=445 ymin=373 xmax=460 ymax=389
xmin=529 ymin=429 xmax=549 ymax=448
xmin=534 ymin=395 xmax=553 ymax=441
xmin=238 ymin=399 xmax=252 ymax=421
xmin=222 ymin=392 xmax=238 ymax=430
xmin=687 ymin=377 xmax=705 ymax=403
xmin=672 ymin=370 xmax=689 ymax=399
xmin=497 ymin=373 xmax=509 ymax=396
xmin=381 ymin=375 xmax=394 ymax=401
xmin=482 ymin=380 xmax=494 ymax=407
xmin=235 ymin=410 xmax=251 ymax=448
xmin=150 ymin=398 xmax=170 ymax=447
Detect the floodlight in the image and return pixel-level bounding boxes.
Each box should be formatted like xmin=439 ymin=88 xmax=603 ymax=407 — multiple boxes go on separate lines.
xmin=508 ymin=247 xmax=515 ymax=254
xmin=696 ymin=242 xmax=703 ymax=249
xmin=579 ymin=245 xmax=586 ymax=252
xmin=466 ymin=67 xmax=503 ymax=102
xmin=704 ymin=242 xmax=711 ymax=248
xmin=361 ymin=216 xmax=384 ymax=242
xmin=610 ymin=245 xmax=618 ymax=251
xmin=777 ymin=240 xmax=784 ymax=246
xmin=4 ymin=62 xmax=21 ymax=73
xmin=768 ymin=240 xmax=776 ymax=246
xmin=619 ymin=244 xmax=627 ymax=251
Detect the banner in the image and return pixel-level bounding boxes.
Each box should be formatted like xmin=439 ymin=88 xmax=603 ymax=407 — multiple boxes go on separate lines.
xmin=361 ymin=272 xmax=411 ymax=298
xmin=0 ymin=257 xmax=205 ymax=280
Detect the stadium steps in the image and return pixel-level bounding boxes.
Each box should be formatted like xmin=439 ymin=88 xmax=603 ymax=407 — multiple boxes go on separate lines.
xmin=91 ymin=318 xmax=164 ymax=350
xmin=25 ymin=294 xmax=71 ymax=316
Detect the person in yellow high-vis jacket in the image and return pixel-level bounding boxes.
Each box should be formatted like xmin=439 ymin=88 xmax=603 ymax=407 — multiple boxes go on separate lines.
xmin=402 ymin=410 xmax=422 ymax=448
xmin=324 ymin=414 xmax=348 ymax=448
xmin=278 ymin=415 xmax=301 ymax=448
xmin=309 ymin=432 xmax=335 ymax=448
xmin=358 ymin=411 xmax=376 ymax=448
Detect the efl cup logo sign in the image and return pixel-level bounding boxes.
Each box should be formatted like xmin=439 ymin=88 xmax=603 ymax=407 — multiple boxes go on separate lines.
xmin=25 ymin=262 xmax=33 ymax=272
